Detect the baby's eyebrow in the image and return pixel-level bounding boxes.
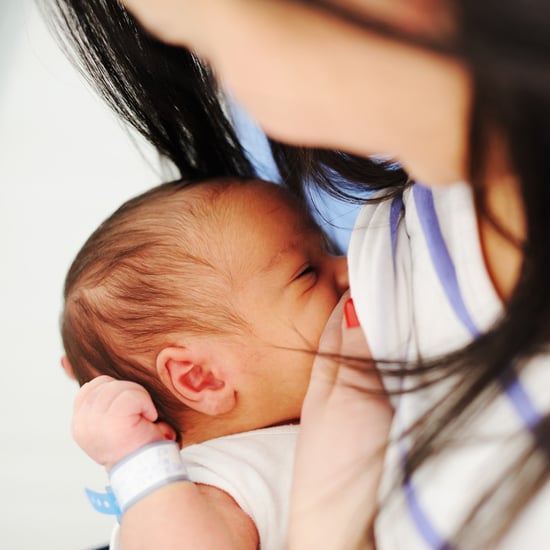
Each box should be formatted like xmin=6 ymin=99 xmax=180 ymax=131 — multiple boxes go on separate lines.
xmin=261 ymin=240 xmax=301 ymax=274
xmin=260 ymin=227 xmax=320 ymax=274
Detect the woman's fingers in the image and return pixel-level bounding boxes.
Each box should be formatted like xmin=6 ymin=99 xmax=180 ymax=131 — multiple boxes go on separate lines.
xmin=291 ymin=294 xmax=391 ymax=550
xmin=306 ymin=293 xmax=380 ymax=404
xmin=306 ymin=291 xmax=349 ymax=395
xmin=119 ymin=0 xmax=219 ymax=48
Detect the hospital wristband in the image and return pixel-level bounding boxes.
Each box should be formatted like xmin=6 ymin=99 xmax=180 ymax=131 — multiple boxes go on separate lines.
xmin=109 ymin=440 xmax=190 ymax=514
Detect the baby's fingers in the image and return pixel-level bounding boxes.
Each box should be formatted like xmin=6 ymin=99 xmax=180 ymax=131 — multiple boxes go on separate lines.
xmin=73 ymin=375 xmax=116 ymax=412
xmin=71 ymin=377 xmax=165 ymax=467
xmin=74 ymin=376 xmax=158 ymax=423
xmin=109 ymin=384 xmax=159 ymax=424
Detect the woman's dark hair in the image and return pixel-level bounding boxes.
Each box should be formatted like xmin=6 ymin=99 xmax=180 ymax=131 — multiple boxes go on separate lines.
xmin=41 ymin=0 xmax=407 ymax=204
xmin=43 ymin=0 xmax=550 ymax=547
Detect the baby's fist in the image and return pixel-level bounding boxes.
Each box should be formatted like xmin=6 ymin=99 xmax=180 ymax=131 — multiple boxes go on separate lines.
xmin=71 ymin=375 xmax=175 ymax=470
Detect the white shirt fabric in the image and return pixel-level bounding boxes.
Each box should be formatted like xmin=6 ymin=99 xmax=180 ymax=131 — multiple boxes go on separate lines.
xmin=110 ymin=424 xmax=298 ymax=550
xmin=348 ymin=182 xmax=550 ymax=549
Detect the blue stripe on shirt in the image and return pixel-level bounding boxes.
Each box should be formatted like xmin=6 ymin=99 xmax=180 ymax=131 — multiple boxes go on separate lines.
xmin=391 ymin=184 xmax=542 ymax=549
xmin=412 ymin=184 xmax=542 ymax=427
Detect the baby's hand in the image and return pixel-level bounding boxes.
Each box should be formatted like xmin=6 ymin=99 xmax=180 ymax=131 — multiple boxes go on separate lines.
xmin=71 ymin=375 xmax=176 ymax=470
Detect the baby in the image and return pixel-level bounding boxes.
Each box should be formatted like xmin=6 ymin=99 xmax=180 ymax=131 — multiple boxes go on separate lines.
xmin=62 ymin=178 xmax=349 ymax=549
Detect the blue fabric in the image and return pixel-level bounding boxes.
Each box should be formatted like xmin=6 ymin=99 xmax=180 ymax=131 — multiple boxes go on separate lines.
xmin=228 ymin=99 xmax=362 ymax=253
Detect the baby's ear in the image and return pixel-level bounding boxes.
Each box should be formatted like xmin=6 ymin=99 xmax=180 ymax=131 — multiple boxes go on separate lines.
xmin=61 ymin=355 xmax=76 ymax=380
xmin=156 ymin=346 xmax=236 ymax=416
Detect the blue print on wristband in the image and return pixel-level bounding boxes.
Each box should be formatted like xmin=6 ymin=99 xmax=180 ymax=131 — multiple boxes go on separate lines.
xmin=85 ymin=486 xmax=122 ymax=521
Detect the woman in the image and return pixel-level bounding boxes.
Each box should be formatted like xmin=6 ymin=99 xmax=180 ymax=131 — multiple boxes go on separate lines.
xmin=45 ymin=1 xmax=550 ymax=548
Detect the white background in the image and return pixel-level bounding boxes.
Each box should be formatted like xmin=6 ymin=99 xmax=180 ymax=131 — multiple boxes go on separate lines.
xmin=1 ymin=2 xmax=162 ymax=548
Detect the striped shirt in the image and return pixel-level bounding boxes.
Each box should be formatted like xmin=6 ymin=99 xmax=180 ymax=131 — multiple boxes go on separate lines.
xmin=349 ymin=182 xmax=550 ymax=549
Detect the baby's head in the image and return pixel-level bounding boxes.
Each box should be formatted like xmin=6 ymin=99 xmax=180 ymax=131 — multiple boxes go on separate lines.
xmin=62 ymin=178 xmax=348 ymax=442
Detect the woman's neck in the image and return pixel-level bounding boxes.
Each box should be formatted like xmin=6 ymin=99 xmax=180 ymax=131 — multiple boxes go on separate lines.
xmin=477 ymin=157 xmax=526 ymax=301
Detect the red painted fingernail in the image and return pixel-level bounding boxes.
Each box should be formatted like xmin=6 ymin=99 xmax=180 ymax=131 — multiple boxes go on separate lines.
xmin=344 ymin=298 xmax=360 ymax=328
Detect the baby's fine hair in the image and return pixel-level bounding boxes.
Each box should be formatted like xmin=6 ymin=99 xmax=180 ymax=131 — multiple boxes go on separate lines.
xmin=62 ymin=178 xmax=266 ymax=431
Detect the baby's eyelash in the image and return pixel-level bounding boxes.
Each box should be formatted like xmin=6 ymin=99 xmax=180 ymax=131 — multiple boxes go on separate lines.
xmin=297 ymin=265 xmax=317 ymax=278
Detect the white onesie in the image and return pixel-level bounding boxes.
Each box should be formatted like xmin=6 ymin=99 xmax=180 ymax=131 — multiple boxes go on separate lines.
xmin=109 ymin=424 xmax=298 ymax=550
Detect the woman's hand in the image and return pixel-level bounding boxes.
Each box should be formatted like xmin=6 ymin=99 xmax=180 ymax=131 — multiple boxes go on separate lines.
xmin=118 ymin=1 xmax=467 ymax=173
xmin=289 ymin=294 xmax=393 ymax=550
xmin=119 ymin=0 xmax=219 ymax=47
xmin=71 ymin=375 xmax=175 ymax=470
xmin=116 ymin=0 xmax=395 ymax=157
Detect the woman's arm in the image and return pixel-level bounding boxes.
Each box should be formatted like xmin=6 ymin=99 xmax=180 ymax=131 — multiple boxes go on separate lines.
xmin=289 ymin=295 xmax=393 ymax=550
xmin=72 ymin=376 xmax=258 ymax=550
